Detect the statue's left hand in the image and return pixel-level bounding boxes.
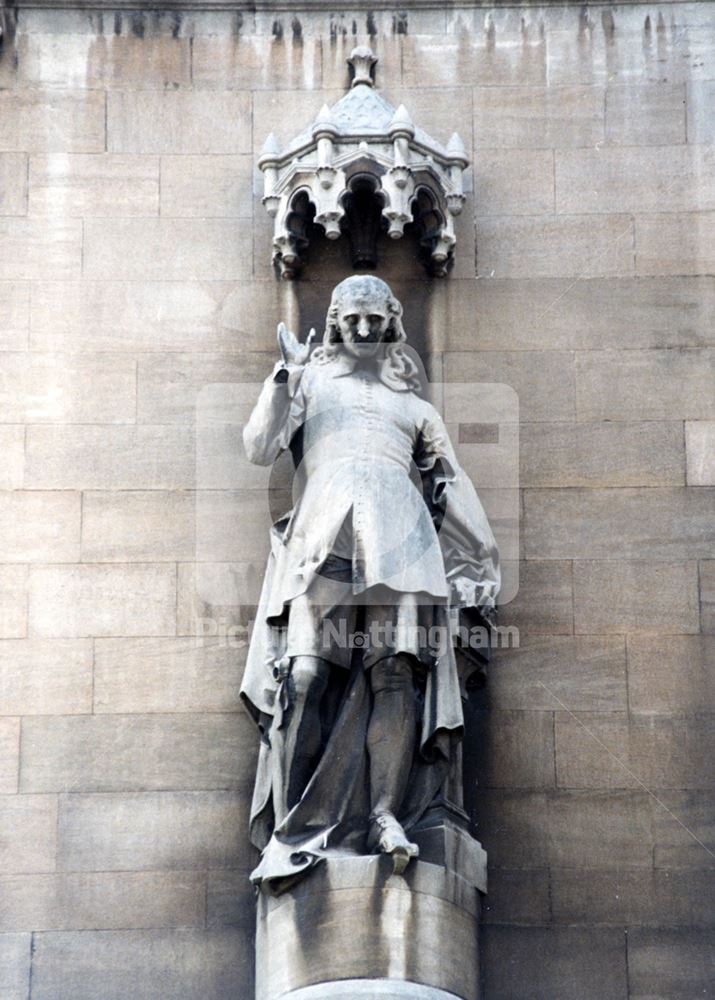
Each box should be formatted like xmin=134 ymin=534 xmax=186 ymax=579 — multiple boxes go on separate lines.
xmin=277 ymin=322 xmax=317 ymax=367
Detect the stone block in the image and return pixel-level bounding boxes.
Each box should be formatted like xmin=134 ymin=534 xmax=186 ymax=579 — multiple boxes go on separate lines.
xmin=0 ymin=794 xmax=57 ymax=873
xmin=576 ymin=348 xmax=715 ymax=421
xmin=687 ymin=80 xmax=715 ymax=143
xmin=0 ymin=719 xmax=19 ymax=793
xmin=628 ymin=636 xmax=715 ymax=714
xmin=58 ymin=791 xmax=253 ymax=871
xmin=206 ymin=870 xmax=255 ymax=930
xmin=521 ymin=421 xmax=685 ymax=487
xmin=573 ymin=560 xmax=700 ymax=635
xmin=0 ymin=639 xmax=93 ymax=715
xmin=30 ymin=928 xmax=249 ymax=1000
xmin=0 ymin=90 xmax=105 ymax=153
xmin=555 ymin=712 xmax=714 ymax=790
xmin=443 ymin=350 xmax=575 ymax=422
xmin=474 ymin=709 xmax=555 ymax=789
xmin=443 ymin=275 xmax=715 ymax=352
xmin=177 ymin=561 xmax=261 ymax=635
xmin=627 ymin=929 xmax=715 ymax=1000
xmin=490 ymin=635 xmax=627 ymax=712
xmin=482 ymin=926 xmax=627 ymax=1000
xmin=0 ymin=154 xmax=28 ymax=216
xmin=525 ymin=488 xmax=715 ymax=560
xmin=497 ymin=560 xmax=574 ymax=635
xmin=0 ymin=871 xmax=205 ymax=932
xmin=30 ymin=279 xmax=280 ymax=353
xmin=652 ymin=790 xmax=715 ymax=869
xmin=410 ymin=818 xmax=487 ymax=892
xmin=701 ymin=561 xmax=715 ymax=634
xmin=81 ymin=491 xmax=195 ymax=562
xmin=481 ymin=868 xmax=550 ymax=925
xmin=637 ymin=211 xmax=715 ymax=276
xmin=0 ymin=282 xmax=28 ymax=351
xmin=476 ymin=213 xmax=634 ymax=278
xmin=83 ymin=218 xmax=253 ymax=281
xmin=20 ymin=713 xmax=251 ymax=793
xmin=0 ymin=353 xmax=136 ymax=423
xmin=28 ymin=154 xmax=159 ymax=218
xmin=605 ymin=83 xmax=687 ymax=145
xmin=160 ymin=155 xmax=253 ymax=218
xmin=0 ymin=219 xmax=82 ymax=280
xmin=472 ymin=790 xmax=550 ymax=867
xmin=556 ymin=146 xmax=715 ymax=214
xmin=0 ymin=933 xmax=30 ymax=1000
xmin=547 ymin=791 xmax=654 ymax=868
xmin=17 ymin=32 xmax=191 ymax=89
xmin=403 ymin=36 xmax=546 ymax=88
xmin=473 ymin=149 xmax=554 ymax=217
xmin=107 ymin=91 xmax=252 ymax=154
xmin=251 ymin=89 xmax=343 ymax=149
xmin=195 ymin=491 xmax=278 ymax=563
xmin=686 ymin=421 xmax=715 ymax=485
xmin=552 ymin=868 xmax=715 ymax=927
xmin=388 ymin=86 xmax=474 ymax=154
xmin=192 ymin=34 xmax=321 ymax=92
xmin=25 ymin=425 xmax=195 ymax=489
xmin=473 ymin=85 xmax=603 ymax=148
xmin=28 ymin=564 xmax=177 ymax=638
xmin=0 ymin=427 xmax=24 ymax=489
xmin=0 ymin=566 xmax=28 ymax=639
xmin=94 ymin=637 xmax=243 ymax=714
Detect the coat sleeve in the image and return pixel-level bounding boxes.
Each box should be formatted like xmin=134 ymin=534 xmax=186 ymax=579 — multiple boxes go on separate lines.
xmin=242 ymin=361 xmax=307 ymax=466
xmin=414 ymin=405 xmax=500 ymax=613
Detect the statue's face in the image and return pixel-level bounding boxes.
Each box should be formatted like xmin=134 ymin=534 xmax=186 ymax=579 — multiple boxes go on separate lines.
xmin=336 ymin=289 xmax=390 ymax=358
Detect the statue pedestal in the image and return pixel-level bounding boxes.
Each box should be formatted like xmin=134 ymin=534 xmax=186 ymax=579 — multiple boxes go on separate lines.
xmin=255 ymin=822 xmax=486 ymax=1000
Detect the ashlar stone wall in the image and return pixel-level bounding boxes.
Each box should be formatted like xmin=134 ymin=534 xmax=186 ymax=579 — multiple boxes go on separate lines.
xmin=0 ymin=3 xmax=713 ymax=998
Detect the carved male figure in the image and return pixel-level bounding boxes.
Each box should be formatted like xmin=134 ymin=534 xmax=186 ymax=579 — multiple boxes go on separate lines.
xmin=240 ymin=275 xmax=499 ymax=890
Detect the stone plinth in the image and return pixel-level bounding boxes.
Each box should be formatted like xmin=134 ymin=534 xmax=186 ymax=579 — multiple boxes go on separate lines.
xmin=255 ymin=835 xmax=485 ymax=1000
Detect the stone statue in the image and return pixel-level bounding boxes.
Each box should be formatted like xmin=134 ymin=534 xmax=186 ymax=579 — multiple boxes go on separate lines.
xmin=240 ymin=275 xmax=499 ymax=892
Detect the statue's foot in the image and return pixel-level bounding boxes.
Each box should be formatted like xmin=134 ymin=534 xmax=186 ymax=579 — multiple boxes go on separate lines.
xmin=368 ymin=812 xmax=419 ymax=874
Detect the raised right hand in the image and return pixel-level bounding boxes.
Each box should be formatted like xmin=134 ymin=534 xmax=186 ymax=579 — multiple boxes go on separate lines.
xmin=277 ymin=322 xmax=318 ymax=367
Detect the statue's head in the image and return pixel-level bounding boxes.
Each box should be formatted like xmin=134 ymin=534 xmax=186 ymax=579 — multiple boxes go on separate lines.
xmin=323 ymin=275 xmax=406 ymax=359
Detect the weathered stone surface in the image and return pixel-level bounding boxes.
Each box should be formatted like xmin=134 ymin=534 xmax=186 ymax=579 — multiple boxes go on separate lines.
xmin=687 ymin=80 xmax=715 ymax=143
xmin=192 ymin=33 xmax=321 ymax=92
xmin=0 ymin=154 xmax=28 ymax=216
xmin=404 ymin=37 xmax=547 ymax=88
xmin=0 ymin=353 xmax=135 ymax=423
xmin=0 ymin=427 xmax=24 ymax=489
xmin=177 ymin=561 xmax=259 ymax=634
xmin=525 ymin=488 xmax=715 ymax=560
xmin=81 ymin=491 xmax=195 ymax=562
xmin=29 ymin=154 xmax=159 ymax=217
xmin=0 ymin=719 xmax=20 ymax=793
xmin=473 ymin=85 xmax=603 ymax=147
xmin=637 ymin=211 xmax=715 ymax=276
xmin=521 ymin=422 xmax=685 ymax=487
xmin=0 ymin=871 xmax=205 ymax=932
xmin=28 ymin=564 xmax=177 ymax=638
xmin=700 ymin=560 xmax=715 ymax=634
xmin=30 ymin=928 xmax=249 ymax=1000
xmin=0 ymin=794 xmax=57 ymax=873
xmin=160 ymin=155 xmax=253 ymax=218
xmin=83 ymin=218 xmax=253 ymax=280
xmin=627 ymin=928 xmax=715 ymax=1000
xmin=481 ymin=868 xmax=550 ymax=925
xmin=573 ymin=560 xmax=700 ymax=635
xmin=25 ymin=425 xmax=195 ymax=489
xmin=555 ymin=712 xmax=714 ymax=790
xmin=497 ymin=560 xmax=574 ymax=635
xmin=686 ymin=421 xmax=715 ymax=485
xmin=552 ymin=868 xmax=715 ymax=926
xmin=0 ymin=639 xmax=93 ymax=715
xmin=107 ymin=91 xmax=252 ymax=154
xmin=475 ymin=709 xmax=555 ymax=789
xmin=628 ymin=636 xmax=715 ymax=714
xmin=474 ymin=149 xmax=554 ymax=216
xmin=652 ymin=790 xmax=715 ymax=869
xmin=473 ymin=790 xmax=550 ymax=867
xmin=483 ymin=926 xmax=627 ymax=1000
xmin=251 ymin=89 xmax=342 ymax=149
xmin=0 ymin=282 xmax=29 ymax=351
xmin=389 ymin=86 xmax=475 ymax=155
xmin=0 ymin=90 xmax=105 ymax=152
xmin=547 ymin=791 xmax=654 ymax=868
xmin=605 ymin=83 xmax=687 ymax=145
xmin=576 ymin=348 xmax=715 ymax=421
xmin=443 ymin=351 xmax=574 ymax=422
xmin=206 ymin=870 xmax=254 ymax=930
xmin=0 ymin=566 xmax=28 ymax=639
xmin=0 ymin=933 xmax=31 ymax=1000
xmin=0 ymin=219 xmax=82 ymax=279
xmin=0 ymin=492 xmax=79 ymax=563
xmin=20 ymin=714 xmax=250 ymax=793
xmin=476 ymin=213 xmax=634 ymax=279
xmin=490 ymin=636 xmax=627 ymax=712
xmin=58 ymin=791 xmax=252 ymax=871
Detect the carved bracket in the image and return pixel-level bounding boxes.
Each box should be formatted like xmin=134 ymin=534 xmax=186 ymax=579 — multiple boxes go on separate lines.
xmin=259 ymin=46 xmax=469 ymax=279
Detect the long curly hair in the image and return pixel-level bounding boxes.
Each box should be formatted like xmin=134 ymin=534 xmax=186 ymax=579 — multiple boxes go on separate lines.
xmin=311 ymin=275 xmax=422 ymax=390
